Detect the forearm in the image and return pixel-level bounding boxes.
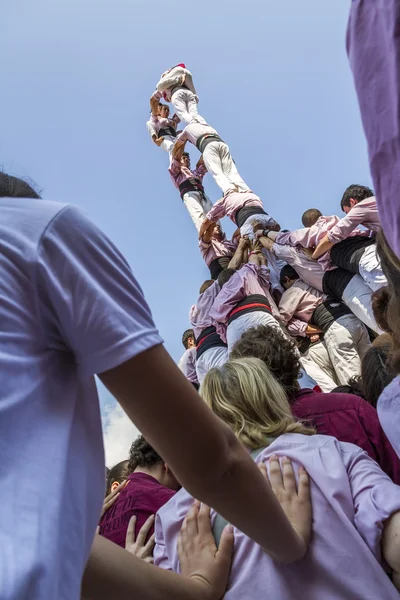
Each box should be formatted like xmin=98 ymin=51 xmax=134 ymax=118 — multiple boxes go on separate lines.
xmin=172 ymin=139 xmax=187 ymax=160
xmin=312 ymin=235 xmax=334 ymax=259
xmin=382 ymin=512 xmax=400 ymax=583
xmin=82 ymin=535 xmax=210 ymax=600
xmin=228 ymin=246 xmax=245 ymax=270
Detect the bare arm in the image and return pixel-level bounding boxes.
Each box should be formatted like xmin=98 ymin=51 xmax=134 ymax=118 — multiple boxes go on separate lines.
xmin=201 ymin=222 xmax=217 ymax=244
xmin=99 ymin=345 xmax=310 ymax=562
xmin=199 ymin=218 xmax=215 ymax=240
xmin=227 ymin=239 xmax=249 ymax=270
xmin=382 ymin=512 xmax=400 ymax=592
xmin=150 ymin=95 xmax=159 ymax=116
xmin=196 ymin=155 xmax=206 ymax=170
xmin=172 ymin=138 xmax=187 ymax=160
xmin=312 ymin=234 xmax=334 ymax=259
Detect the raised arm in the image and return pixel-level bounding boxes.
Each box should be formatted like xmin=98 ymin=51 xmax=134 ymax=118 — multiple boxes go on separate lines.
xmin=227 ymin=237 xmax=249 ymax=270
xmin=312 ymin=234 xmax=334 ymax=259
xmin=172 ymin=133 xmax=188 ymax=160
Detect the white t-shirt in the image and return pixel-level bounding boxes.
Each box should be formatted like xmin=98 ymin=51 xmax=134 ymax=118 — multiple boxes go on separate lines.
xmin=0 ymin=197 xmax=162 ymax=599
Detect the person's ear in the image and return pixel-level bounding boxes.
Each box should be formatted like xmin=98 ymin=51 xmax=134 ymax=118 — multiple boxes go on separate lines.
xmin=349 ymin=198 xmax=357 ymax=208
xmin=111 ymin=481 xmax=120 ymax=493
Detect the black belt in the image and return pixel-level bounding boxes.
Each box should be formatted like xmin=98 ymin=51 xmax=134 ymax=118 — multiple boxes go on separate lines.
xmin=158 ymin=126 xmax=177 ymax=138
xmin=196 ymin=134 xmax=224 ymax=154
xmin=227 ymin=294 xmax=271 ymax=326
xmin=179 ymin=177 xmax=205 ymax=200
xmin=235 ymin=205 xmax=268 ymax=228
xmin=209 ymin=256 xmax=232 ymax=280
xmin=196 ymin=326 xmax=227 ymax=360
xmin=311 ymin=299 xmax=352 ymax=333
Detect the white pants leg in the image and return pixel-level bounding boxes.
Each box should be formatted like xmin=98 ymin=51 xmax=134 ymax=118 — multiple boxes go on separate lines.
xmin=300 ymin=341 xmax=338 ymax=392
xmin=358 ymin=244 xmax=388 ymax=292
xmin=341 ymin=274 xmax=382 ymax=333
xmin=171 ymin=89 xmax=206 ymax=124
xmin=324 ymin=314 xmax=370 ymax=384
xmin=160 ymin=136 xmax=176 ymax=155
xmin=240 ymin=214 xmax=279 ymax=239
xmin=196 ymin=346 xmax=228 ymax=385
xmin=219 ymin=143 xmax=250 ymax=192
xmin=183 ymin=191 xmax=214 ymax=232
xmin=203 ymin=142 xmax=236 ymax=194
xmin=226 ymin=311 xmax=281 ymax=354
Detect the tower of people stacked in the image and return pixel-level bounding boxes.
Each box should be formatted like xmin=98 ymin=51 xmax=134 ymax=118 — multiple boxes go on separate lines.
xmin=147 ymin=64 xmax=388 ymax=393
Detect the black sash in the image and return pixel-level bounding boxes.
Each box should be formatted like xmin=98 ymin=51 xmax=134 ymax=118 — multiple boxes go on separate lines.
xmin=227 ymin=294 xmax=271 ymax=326
xmin=311 ymin=299 xmax=353 ymax=332
xmin=179 ymin=177 xmax=205 ymax=200
xmin=196 ymin=326 xmax=227 ymax=360
xmin=322 ymin=268 xmax=354 ymax=300
xmin=196 ymin=133 xmax=224 ymax=154
xmin=330 ymin=236 xmax=375 ymax=274
xmin=235 ymin=205 xmax=268 ymax=228
xmin=158 ymin=126 xmax=177 ymax=138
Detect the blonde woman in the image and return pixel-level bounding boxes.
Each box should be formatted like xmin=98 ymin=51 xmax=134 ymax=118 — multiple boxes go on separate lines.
xmin=154 ymin=358 xmax=400 ymax=598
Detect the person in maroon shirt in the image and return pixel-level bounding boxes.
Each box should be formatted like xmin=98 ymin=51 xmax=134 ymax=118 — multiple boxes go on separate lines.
xmin=230 ymin=324 xmax=400 ymax=484
xmin=99 ymin=436 xmax=180 ymax=548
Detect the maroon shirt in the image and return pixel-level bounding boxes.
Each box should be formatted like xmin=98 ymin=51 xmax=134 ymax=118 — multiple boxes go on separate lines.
xmin=99 ymin=472 xmax=176 ymax=547
xmin=292 ymin=389 xmax=400 ymax=484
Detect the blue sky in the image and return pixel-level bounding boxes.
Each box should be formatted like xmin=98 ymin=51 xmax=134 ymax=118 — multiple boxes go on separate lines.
xmin=2 ymin=1 xmax=371 ymax=462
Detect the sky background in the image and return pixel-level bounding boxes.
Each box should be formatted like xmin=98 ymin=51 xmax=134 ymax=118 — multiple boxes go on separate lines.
xmin=1 ymin=0 xmax=372 ymax=465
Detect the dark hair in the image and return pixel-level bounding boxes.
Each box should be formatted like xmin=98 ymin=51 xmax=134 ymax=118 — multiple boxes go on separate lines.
xmin=340 ymin=184 xmax=374 ymax=211
xmin=331 ymin=377 xmax=364 ymax=398
xmin=199 ymin=279 xmax=214 ymax=294
xmin=105 ymin=459 xmax=131 ymax=496
xmin=302 ymin=209 xmax=322 ymax=227
xmin=230 ymin=325 xmax=301 ymax=400
xmin=128 ymin=435 xmax=163 ymax=473
xmin=0 ymin=172 xmax=41 ymax=199
xmin=182 ymin=152 xmax=190 ymax=159
xmin=361 ymin=345 xmax=395 ymax=407
xmin=279 ymin=264 xmax=299 ymax=288
xmin=218 ymin=268 xmax=236 ymax=288
xmin=371 ymin=286 xmax=391 ymax=333
xmin=182 ymin=328 xmax=195 ymax=349
xmin=377 ymin=231 xmax=400 ymax=372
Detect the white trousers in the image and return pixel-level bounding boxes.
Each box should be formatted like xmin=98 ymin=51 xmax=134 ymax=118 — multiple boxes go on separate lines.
xmin=341 ymin=274 xmax=382 ymax=333
xmin=359 ymin=244 xmax=387 ymax=292
xmin=226 ymin=311 xmax=281 ymax=354
xmin=183 ymin=191 xmax=213 ymax=232
xmin=160 ymin=136 xmax=176 ymax=155
xmin=300 ymin=341 xmax=338 ymax=392
xmin=323 ymin=314 xmax=371 ymax=385
xmin=203 ymin=141 xmax=250 ymax=195
xmin=240 ymin=214 xmax=278 ymax=239
xmin=196 ymin=346 xmax=228 ymax=385
xmin=171 ymin=89 xmax=206 ymax=125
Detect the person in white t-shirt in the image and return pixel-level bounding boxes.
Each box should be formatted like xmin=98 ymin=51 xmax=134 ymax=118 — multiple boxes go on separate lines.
xmin=0 ymin=173 xmax=313 ymax=600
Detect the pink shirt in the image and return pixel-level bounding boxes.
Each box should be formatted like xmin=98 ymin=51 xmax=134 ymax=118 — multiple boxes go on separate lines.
xmin=377 ymin=376 xmax=400 ymax=460
xmin=275 ymin=215 xmax=368 ymax=270
xmin=149 ymin=114 xmax=178 ymax=136
xmin=155 ymin=434 xmax=400 ymax=600
xmin=199 ymin=236 xmax=237 ymax=267
xmin=177 ymin=123 xmax=219 ymax=147
xmin=209 ymin=264 xmax=280 ymax=342
xmin=177 ymin=347 xmax=198 ymax=384
xmin=206 ymin=191 xmax=263 ymax=225
xmin=189 ymin=281 xmax=221 ymax=340
xmin=279 ymin=280 xmax=326 ymax=337
xmin=169 ymin=159 xmax=207 ymax=190
xmin=272 ymin=242 xmax=328 ymax=292
xmin=328 ymin=197 xmax=380 ymax=244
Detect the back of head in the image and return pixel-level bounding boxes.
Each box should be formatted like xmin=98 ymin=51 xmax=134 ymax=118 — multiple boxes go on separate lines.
xmin=199 ymin=279 xmax=214 ymax=294
xmin=0 ymin=172 xmax=40 ymax=199
xmin=331 ymin=377 xmax=364 ymax=399
xmin=377 ymin=230 xmax=400 ymax=373
xmin=128 ymin=435 xmax=163 ymax=473
xmin=340 ymin=184 xmax=374 ymax=211
xmin=361 ymin=345 xmax=395 ymax=408
xmin=230 ymin=325 xmax=301 ymax=399
xmin=302 ymin=208 xmax=322 ymax=228
xmin=371 ymin=286 xmax=391 ymax=333
xmin=201 ymin=357 xmax=313 ymax=449
xmin=105 ymin=459 xmax=131 ymax=496
xmin=279 ymin=264 xmax=299 ymax=289
xmin=218 ymin=268 xmax=236 ymax=288
xmin=182 ymin=328 xmax=195 ymax=349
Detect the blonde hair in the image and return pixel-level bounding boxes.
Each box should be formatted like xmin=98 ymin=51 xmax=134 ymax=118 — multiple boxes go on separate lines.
xmin=201 ymin=357 xmax=314 ymax=449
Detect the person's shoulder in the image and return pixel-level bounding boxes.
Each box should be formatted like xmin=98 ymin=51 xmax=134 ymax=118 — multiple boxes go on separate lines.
xmin=293 ymin=390 xmax=360 ymax=414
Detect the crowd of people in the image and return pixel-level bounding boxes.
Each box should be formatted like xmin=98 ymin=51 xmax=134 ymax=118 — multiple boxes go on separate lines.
xmin=3 ymin=3 xmax=400 ymax=600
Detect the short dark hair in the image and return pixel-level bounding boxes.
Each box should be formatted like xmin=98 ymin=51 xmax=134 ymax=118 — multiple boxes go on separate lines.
xmin=230 ymin=325 xmax=301 ymax=400
xmin=340 ymin=184 xmax=374 ymax=211
xmin=199 ymin=280 xmax=214 ymax=294
xmin=105 ymin=459 xmax=131 ymax=496
xmin=182 ymin=152 xmax=190 ymax=159
xmin=128 ymin=435 xmax=163 ymax=473
xmin=0 ymin=172 xmax=41 ymax=199
xmin=302 ymin=209 xmax=322 ymax=227
xmin=361 ymin=345 xmax=395 ymax=408
xmin=371 ymin=286 xmax=391 ymax=333
xmin=182 ymin=328 xmax=195 ymax=349
xmin=331 ymin=377 xmax=364 ymax=398
xmin=218 ymin=268 xmax=236 ymax=288
xmin=279 ymin=264 xmax=299 ymax=288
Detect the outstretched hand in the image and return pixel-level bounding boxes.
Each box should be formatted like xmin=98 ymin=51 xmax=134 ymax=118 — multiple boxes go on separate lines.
xmin=258 ymin=456 xmax=312 ymax=559
xmin=178 ymin=501 xmax=234 ymax=600
xmin=125 ymin=514 xmax=156 ymax=563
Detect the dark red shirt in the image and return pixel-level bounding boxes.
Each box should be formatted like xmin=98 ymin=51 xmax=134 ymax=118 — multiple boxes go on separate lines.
xmin=99 ymin=472 xmax=176 ymax=548
xmin=292 ymin=388 xmax=400 ymax=484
